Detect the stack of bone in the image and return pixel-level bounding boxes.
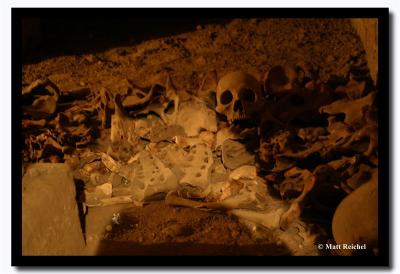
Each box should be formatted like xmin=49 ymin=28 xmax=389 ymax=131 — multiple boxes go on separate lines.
xmin=22 ymin=79 xmax=99 ymax=163
xmin=21 ymin=63 xmax=378 ymax=255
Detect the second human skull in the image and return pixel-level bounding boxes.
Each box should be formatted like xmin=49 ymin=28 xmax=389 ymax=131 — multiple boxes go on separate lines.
xmin=216 ymin=71 xmax=262 ymax=123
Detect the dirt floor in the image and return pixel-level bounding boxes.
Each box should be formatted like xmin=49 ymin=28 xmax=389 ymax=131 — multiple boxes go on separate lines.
xmin=22 ymin=18 xmax=376 ymax=256
xmin=87 ymin=201 xmax=291 ymax=256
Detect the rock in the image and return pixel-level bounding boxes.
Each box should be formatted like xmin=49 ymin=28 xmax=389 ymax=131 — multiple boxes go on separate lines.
xmin=221 ymin=139 xmax=255 ymax=170
xmin=22 ymin=164 xmax=85 ymax=255
xmin=332 ymin=175 xmax=378 ymax=255
xmin=351 ymin=19 xmax=378 ymax=84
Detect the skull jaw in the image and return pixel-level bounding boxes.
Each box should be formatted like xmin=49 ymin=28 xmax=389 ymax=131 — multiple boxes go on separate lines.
xmin=216 ymin=102 xmax=263 ymax=127
xmin=228 ymin=111 xmax=248 ymax=124
xmin=216 ymin=105 xmax=248 ymax=124
xmin=216 ymin=109 xmax=255 ymax=128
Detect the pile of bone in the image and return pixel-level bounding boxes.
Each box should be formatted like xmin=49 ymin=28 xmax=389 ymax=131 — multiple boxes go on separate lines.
xmin=22 ymin=79 xmax=103 ymax=163
xmin=22 ymin=65 xmax=378 ymax=255
xmin=76 ymin=74 xmax=262 ymax=210
xmin=72 ymin=71 xmax=325 ymax=255
xmin=258 ymin=65 xmax=378 ymax=255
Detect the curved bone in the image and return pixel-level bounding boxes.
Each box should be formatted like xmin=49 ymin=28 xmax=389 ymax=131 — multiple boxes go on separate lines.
xmin=22 ymin=78 xmax=60 ymax=99
xmin=280 ymin=174 xmax=316 ymax=230
xmin=22 ymin=78 xmax=60 ymax=119
xmin=122 ymin=79 xmax=155 ymax=108
xmin=124 ymin=75 xmax=180 ymax=125
xmin=319 ymin=92 xmax=376 ymax=126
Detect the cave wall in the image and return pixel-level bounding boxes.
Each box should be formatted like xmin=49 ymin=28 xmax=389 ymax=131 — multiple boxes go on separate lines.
xmin=350 ymin=18 xmax=378 ymax=85
xmin=21 ymin=17 xmax=379 ymax=84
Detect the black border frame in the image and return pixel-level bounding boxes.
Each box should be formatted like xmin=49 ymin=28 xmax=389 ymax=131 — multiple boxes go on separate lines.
xmin=12 ymin=7 xmax=390 ymax=267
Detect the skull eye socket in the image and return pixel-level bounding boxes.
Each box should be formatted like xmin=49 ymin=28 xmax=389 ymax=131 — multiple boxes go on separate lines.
xmin=241 ymin=88 xmax=256 ymax=103
xmin=220 ymin=90 xmax=233 ymax=104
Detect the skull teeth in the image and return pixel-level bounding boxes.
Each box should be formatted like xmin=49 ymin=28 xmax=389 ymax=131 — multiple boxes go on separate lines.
xmin=229 ymin=113 xmax=248 ymax=123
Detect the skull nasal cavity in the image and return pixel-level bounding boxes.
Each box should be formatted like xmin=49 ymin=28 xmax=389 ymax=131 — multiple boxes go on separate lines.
xmin=234 ymin=100 xmax=243 ymax=112
xmin=220 ymin=90 xmax=233 ymax=104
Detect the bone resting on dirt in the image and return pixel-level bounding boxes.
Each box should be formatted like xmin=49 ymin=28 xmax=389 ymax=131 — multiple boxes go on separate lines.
xmin=21 ymin=18 xmax=379 ymax=255
xmin=21 ymin=68 xmax=378 ymax=256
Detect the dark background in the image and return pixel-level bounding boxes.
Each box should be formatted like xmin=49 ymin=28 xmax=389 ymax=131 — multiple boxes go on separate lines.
xmin=22 ymin=17 xmax=230 ymax=63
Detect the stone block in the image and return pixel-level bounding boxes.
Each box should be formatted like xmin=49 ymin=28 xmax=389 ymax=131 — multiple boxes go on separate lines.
xmin=22 ymin=163 xmax=85 ymax=255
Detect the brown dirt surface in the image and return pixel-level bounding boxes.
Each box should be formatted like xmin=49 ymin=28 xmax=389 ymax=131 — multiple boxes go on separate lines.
xmin=96 ymin=201 xmax=290 ymax=256
xmin=22 ymin=18 xmax=365 ymax=96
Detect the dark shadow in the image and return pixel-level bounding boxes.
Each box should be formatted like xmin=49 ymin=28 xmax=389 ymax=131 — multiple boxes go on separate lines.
xmin=387 ymin=11 xmax=394 ymax=268
xmin=74 ymin=178 xmax=87 ymax=243
xmin=22 ymin=18 xmax=232 ymax=64
xmin=96 ymin=240 xmax=291 ymax=256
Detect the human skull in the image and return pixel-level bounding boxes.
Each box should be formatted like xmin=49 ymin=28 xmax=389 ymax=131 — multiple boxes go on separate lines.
xmin=264 ymin=65 xmax=298 ymax=96
xmin=216 ymin=71 xmax=262 ymax=123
